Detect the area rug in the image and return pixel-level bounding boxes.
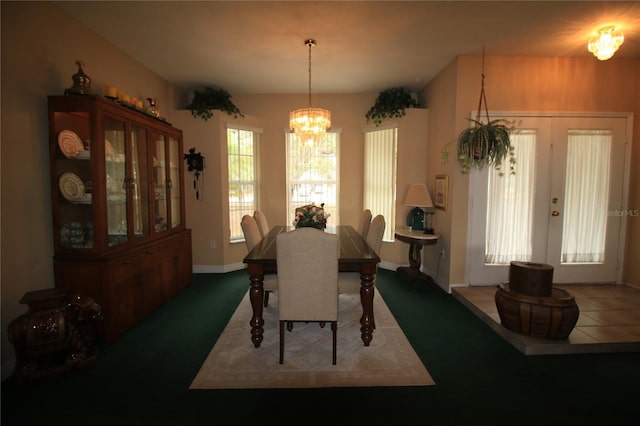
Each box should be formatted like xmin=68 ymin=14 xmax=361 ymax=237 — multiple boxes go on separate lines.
xmin=190 ymin=290 xmax=435 ymax=389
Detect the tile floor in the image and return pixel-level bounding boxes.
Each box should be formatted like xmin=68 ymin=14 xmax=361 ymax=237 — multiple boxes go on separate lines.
xmin=452 ymin=283 xmax=640 ymax=355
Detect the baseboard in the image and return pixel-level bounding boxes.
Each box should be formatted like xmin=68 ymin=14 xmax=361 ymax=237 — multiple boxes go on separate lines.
xmin=192 ymin=263 xmax=246 ymax=274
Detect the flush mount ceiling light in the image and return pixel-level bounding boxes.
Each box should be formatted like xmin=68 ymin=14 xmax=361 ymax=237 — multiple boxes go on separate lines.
xmin=289 ymin=39 xmax=331 ymax=147
xmin=588 ymin=26 xmax=624 ymax=61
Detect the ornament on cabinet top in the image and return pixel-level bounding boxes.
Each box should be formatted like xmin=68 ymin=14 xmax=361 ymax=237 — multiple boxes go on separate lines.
xmin=64 ymin=60 xmax=93 ymax=96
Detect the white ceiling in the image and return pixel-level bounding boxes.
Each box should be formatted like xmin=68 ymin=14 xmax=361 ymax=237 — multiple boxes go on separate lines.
xmin=55 ymin=1 xmax=640 ymax=96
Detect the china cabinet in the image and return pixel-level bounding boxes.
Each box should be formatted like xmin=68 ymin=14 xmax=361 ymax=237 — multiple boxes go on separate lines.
xmin=48 ymin=95 xmax=192 ymax=342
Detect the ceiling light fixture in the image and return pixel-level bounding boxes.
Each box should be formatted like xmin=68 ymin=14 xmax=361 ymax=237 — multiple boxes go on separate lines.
xmin=289 ymin=39 xmax=331 ymax=147
xmin=588 ymin=26 xmax=624 ymax=61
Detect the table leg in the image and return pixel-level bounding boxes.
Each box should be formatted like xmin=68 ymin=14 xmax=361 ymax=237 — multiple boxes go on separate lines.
xmin=396 ymin=242 xmax=435 ymax=285
xmin=359 ymin=264 xmax=377 ymax=346
xmin=247 ymin=264 xmax=265 ymax=348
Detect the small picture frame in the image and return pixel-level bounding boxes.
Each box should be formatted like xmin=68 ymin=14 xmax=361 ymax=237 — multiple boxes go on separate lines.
xmin=435 ymin=175 xmax=448 ymax=211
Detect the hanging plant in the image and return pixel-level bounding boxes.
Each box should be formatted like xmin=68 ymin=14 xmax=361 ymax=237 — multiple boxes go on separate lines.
xmin=457 ymin=118 xmax=515 ymax=175
xmin=457 ymin=48 xmax=516 ymax=175
xmin=187 ymin=87 xmax=243 ymax=121
xmin=365 ymin=87 xmax=419 ymax=126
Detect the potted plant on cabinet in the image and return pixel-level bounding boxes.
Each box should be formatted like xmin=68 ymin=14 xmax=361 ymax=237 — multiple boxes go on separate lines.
xmin=187 ymin=87 xmax=243 ymax=121
xmin=365 ymin=87 xmax=419 ymax=126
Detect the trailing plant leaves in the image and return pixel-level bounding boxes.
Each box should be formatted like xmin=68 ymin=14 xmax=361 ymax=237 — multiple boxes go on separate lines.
xmin=365 ymin=87 xmax=419 ymax=126
xmin=457 ymin=119 xmax=516 ymax=175
xmin=187 ymin=87 xmax=243 ymax=121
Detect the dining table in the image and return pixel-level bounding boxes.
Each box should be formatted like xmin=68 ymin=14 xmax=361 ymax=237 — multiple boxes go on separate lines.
xmin=243 ymin=225 xmax=381 ymax=348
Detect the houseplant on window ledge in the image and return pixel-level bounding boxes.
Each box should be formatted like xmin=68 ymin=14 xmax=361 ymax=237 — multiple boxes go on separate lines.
xmin=365 ymin=87 xmax=419 ymax=126
xmin=187 ymin=87 xmax=243 ymax=121
xmin=457 ymin=48 xmax=516 ymax=175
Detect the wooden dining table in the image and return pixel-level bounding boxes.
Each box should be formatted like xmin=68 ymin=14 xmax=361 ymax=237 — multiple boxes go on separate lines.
xmin=243 ymin=225 xmax=381 ymax=348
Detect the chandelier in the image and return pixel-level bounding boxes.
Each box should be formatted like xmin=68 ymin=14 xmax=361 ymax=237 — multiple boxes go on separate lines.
xmin=588 ymin=26 xmax=624 ymax=61
xmin=289 ymin=39 xmax=331 ymax=147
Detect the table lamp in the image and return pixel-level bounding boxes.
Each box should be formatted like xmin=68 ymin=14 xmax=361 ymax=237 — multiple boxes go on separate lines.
xmin=403 ymin=183 xmax=434 ymax=234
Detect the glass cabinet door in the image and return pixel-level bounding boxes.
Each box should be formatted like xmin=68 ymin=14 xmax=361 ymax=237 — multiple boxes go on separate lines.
xmin=105 ymin=117 xmax=128 ymax=246
xmin=131 ymin=125 xmax=150 ymax=239
xmin=53 ymin=109 xmax=93 ymax=250
xmin=168 ymin=136 xmax=182 ymax=229
xmin=152 ymin=134 xmax=168 ymax=233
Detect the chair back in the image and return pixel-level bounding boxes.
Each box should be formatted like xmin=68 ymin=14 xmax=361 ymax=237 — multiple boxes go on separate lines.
xmin=357 ymin=209 xmax=372 ymax=239
xmin=241 ymin=215 xmax=262 ymax=252
xmin=276 ymin=228 xmax=338 ymax=321
xmin=253 ymin=210 xmax=270 ymax=238
xmin=366 ymin=215 xmax=386 ymax=255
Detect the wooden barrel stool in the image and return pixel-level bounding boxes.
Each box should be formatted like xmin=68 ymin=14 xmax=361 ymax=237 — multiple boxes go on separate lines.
xmin=495 ymin=283 xmax=579 ymax=340
xmin=509 ymin=261 xmax=554 ymax=296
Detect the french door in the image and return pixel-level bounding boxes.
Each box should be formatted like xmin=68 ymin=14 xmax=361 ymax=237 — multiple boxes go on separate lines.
xmin=468 ymin=115 xmax=629 ymax=285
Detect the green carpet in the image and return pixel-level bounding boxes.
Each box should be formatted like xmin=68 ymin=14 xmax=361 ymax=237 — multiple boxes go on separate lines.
xmin=2 ymin=269 xmax=639 ymax=425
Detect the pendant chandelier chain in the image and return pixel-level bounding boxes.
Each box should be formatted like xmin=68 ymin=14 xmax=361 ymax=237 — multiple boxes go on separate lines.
xmin=306 ymin=39 xmax=315 ymax=108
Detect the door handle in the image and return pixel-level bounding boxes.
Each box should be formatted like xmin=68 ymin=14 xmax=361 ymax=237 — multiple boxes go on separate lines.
xmin=551 ymin=210 xmax=560 ymax=216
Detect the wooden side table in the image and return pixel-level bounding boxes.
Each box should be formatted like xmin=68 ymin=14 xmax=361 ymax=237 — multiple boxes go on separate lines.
xmin=395 ymin=229 xmax=439 ymax=286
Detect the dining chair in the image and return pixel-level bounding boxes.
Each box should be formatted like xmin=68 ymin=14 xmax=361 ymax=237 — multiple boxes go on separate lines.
xmin=357 ymin=209 xmax=372 ymax=239
xmin=276 ymin=227 xmax=339 ymax=365
xmin=338 ymin=214 xmax=386 ymax=294
xmin=241 ymin=215 xmax=277 ymax=307
xmin=253 ymin=210 xmax=270 ymax=238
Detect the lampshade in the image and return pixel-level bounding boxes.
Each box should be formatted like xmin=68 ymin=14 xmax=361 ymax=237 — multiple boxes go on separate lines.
xmin=588 ymin=26 xmax=624 ymax=61
xmin=403 ymin=183 xmax=433 ymax=208
xmin=290 ymin=39 xmax=331 ymax=146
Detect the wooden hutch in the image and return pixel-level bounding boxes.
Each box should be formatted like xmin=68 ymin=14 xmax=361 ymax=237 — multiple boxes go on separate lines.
xmin=48 ymin=95 xmax=192 ymax=343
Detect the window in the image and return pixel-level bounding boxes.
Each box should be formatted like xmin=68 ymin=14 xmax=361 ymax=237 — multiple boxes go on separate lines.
xmin=364 ymin=127 xmax=397 ymax=241
xmin=286 ymin=132 xmax=339 ymax=227
xmin=485 ymin=130 xmax=537 ymax=263
xmin=561 ymin=130 xmax=612 ymax=263
xmin=228 ymin=126 xmax=259 ymax=242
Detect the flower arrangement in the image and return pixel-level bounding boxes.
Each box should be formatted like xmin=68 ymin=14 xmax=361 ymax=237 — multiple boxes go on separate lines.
xmin=293 ymin=203 xmax=329 ymax=229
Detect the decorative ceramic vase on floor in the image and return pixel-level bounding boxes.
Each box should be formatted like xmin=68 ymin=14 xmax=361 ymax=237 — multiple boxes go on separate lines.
xmin=8 ymin=288 xmax=103 ymax=384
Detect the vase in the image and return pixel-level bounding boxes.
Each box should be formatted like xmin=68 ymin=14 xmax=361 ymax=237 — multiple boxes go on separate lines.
xmin=296 ymin=223 xmax=324 ymax=230
xmin=8 ymin=288 xmax=103 ymax=384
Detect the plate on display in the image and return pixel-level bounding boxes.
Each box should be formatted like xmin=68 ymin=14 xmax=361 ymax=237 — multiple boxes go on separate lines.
xmin=105 ymin=139 xmax=115 ymax=155
xmin=58 ymin=172 xmax=86 ymax=202
xmin=75 ymin=150 xmax=90 ymax=160
xmin=58 ymin=130 xmax=84 ymax=158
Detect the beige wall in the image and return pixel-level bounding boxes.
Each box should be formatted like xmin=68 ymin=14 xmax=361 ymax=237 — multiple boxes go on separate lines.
xmin=424 ymin=55 xmax=640 ymax=286
xmin=174 ymin=95 xmax=430 ymax=271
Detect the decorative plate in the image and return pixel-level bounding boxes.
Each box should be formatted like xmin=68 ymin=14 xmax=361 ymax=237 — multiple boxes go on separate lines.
xmin=58 ymin=130 xmax=84 ymax=158
xmin=105 ymin=139 xmax=115 ymax=156
xmin=58 ymin=172 xmax=85 ymax=202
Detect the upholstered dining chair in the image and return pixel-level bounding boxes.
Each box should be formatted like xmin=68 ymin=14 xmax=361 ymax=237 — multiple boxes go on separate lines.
xmin=253 ymin=210 xmax=270 ymax=238
xmin=338 ymin=214 xmax=386 ymax=294
xmin=276 ymin=227 xmax=339 ymax=365
xmin=357 ymin=209 xmax=372 ymax=240
xmin=241 ymin=215 xmax=277 ymax=307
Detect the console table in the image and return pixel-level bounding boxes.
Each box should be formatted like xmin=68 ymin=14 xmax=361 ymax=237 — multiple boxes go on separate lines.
xmin=395 ymin=228 xmax=439 ymax=286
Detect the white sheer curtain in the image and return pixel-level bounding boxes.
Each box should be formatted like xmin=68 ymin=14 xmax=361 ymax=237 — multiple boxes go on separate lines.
xmin=561 ymin=130 xmax=611 ymax=263
xmin=485 ymin=131 xmax=536 ymax=264
xmin=364 ymin=127 xmax=397 ymax=242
